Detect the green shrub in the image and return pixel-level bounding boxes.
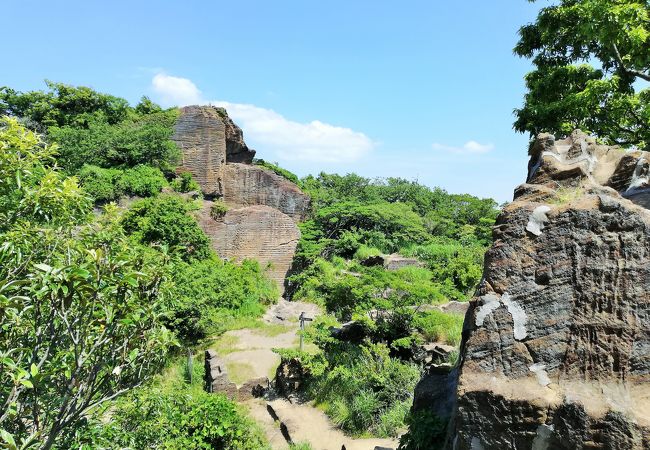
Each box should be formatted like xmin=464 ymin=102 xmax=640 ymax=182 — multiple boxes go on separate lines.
xmin=210 ymin=200 xmax=230 ymax=219
xmin=413 ymin=310 xmax=464 ymax=346
xmin=398 ymin=410 xmax=449 ymax=450
xmin=307 ymin=342 xmax=420 ymax=437
xmin=171 ymin=171 xmax=201 ymax=193
xmin=166 ymin=257 xmax=279 ymax=342
xmin=81 ymin=358 xmax=269 ymax=450
xmin=254 ymin=158 xmax=300 ymax=184
xmin=77 ymin=164 xmax=122 ymax=202
xmin=116 ymin=164 xmax=167 ymax=197
xmin=121 ymin=194 xmax=211 ymax=261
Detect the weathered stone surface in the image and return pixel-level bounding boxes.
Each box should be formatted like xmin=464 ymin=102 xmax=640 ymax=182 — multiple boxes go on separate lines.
xmin=222 ymin=163 xmax=310 ymax=221
xmin=443 ymin=131 xmax=650 ymax=449
xmin=215 ymin=107 xmax=256 ymax=163
xmin=172 ymin=106 xmax=226 ymax=197
xmin=173 ymin=105 xmax=310 ymax=291
xmin=275 ymin=357 xmax=309 ymax=399
xmin=204 ymin=350 xmax=238 ymax=399
xmin=383 ymin=254 xmax=424 ymax=270
xmin=198 ymin=203 xmax=300 ymax=293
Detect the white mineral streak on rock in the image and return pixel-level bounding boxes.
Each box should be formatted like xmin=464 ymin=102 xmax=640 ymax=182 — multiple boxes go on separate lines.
xmin=529 ymin=363 xmax=552 ymax=387
xmin=626 ymin=158 xmax=649 ymax=193
xmin=502 ymin=293 xmax=528 ymax=340
xmin=470 ymin=436 xmax=485 ymax=450
xmin=475 ymin=294 xmax=501 ymax=326
xmin=526 ymin=205 xmax=551 ymax=236
xmin=532 ymin=424 xmax=555 ymax=450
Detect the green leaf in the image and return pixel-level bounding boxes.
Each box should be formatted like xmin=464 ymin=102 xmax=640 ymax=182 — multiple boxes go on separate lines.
xmin=34 ymin=263 xmax=53 ymax=273
xmin=30 ymin=363 xmax=38 ymax=377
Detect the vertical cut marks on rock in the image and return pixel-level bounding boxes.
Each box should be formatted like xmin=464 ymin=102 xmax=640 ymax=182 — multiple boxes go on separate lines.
xmin=172 ymin=105 xmax=227 ymax=197
xmin=198 ymin=203 xmax=300 ymax=293
xmin=222 ymin=163 xmax=310 ymax=221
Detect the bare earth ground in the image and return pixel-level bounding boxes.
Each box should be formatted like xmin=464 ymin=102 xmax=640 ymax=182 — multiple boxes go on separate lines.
xmin=211 ymin=299 xmax=400 ymax=450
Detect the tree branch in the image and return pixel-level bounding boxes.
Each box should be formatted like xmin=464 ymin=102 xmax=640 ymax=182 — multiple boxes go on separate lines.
xmin=612 ymin=43 xmax=650 ymax=82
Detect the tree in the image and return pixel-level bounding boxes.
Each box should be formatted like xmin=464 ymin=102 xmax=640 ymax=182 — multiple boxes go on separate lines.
xmin=515 ymin=0 xmax=650 ymax=148
xmin=0 ymin=118 xmax=176 ymax=449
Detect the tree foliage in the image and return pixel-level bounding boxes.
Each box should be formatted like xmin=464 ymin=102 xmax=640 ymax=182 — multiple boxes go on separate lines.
xmin=0 ymin=118 xmax=176 ymax=450
xmin=515 ymin=0 xmax=650 ymax=148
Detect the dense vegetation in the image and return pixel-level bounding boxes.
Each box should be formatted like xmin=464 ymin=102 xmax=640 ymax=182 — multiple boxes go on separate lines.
xmin=276 ymin=173 xmax=498 ymax=438
xmin=0 ymin=85 xmax=278 ymax=449
xmin=0 ymin=81 xmax=500 ymax=447
xmin=515 ymin=0 xmax=650 ymax=149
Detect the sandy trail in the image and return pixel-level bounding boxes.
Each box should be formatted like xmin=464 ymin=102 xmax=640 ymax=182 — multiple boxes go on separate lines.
xmin=211 ymin=299 xmax=400 ymax=449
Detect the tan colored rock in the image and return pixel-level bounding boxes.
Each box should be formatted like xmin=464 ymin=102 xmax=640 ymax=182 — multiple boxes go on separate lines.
xmin=222 ymin=163 xmax=309 ymax=221
xmin=198 ymin=203 xmax=300 ymax=293
xmin=434 ymin=131 xmax=650 ymax=449
xmin=172 ymin=106 xmax=226 ymax=197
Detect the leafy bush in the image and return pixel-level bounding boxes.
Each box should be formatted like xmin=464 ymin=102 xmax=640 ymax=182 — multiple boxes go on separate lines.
xmin=254 ymin=158 xmax=300 ymax=184
xmin=116 ymin=164 xmax=167 ymax=197
xmin=0 ymin=119 xmax=175 ymax=449
xmin=171 ymin=171 xmax=201 ymax=193
xmin=1 ymin=81 xmax=181 ymax=173
xmin=413 ymin=310 xmax=465 ymax=346
xmin=75 ymin=358 xmax=268 ymax=450
xmin=49 ymin=108 xmax=180 ymax=172
xmin=210 ymin=200 xmax=230 ymax=219
xmin=121 ymin=194 xmax=211 ymax=261
xmin=165 ymin=257 xmax=279 ymax=342
xmin=1 ymin=81 xmax=130 ymax=128
xmin=398 ymin=410 xmax=449 ymax=450
xmin=77 ymin=164 xmax=122 ymax=202
xmin=307 ymin=342 xmax=420 ymax=437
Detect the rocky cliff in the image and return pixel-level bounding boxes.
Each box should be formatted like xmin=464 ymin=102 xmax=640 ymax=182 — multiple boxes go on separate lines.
xmin=426 ymin=131 xmax=650 ymax=449
xmin=172 ymin=106 xmax=309 ymax=292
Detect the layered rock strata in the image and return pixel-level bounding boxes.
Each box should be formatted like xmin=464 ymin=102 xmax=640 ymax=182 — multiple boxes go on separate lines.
xmin=198 ymin=203 xmax=301 ymax=292
xmin=172 ymin=106 xmax=309 ymax=292
xmin=436 ymin=131 xmax=650 ymax=449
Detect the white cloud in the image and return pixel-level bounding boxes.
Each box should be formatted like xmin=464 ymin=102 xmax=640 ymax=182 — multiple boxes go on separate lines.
xmin=152 ymin=73 xmax=203 ymax=107
xmin=150 ymin=73 xmax=374 ymax=163
xmin=432 ymin=140 xmax=494 ymax=155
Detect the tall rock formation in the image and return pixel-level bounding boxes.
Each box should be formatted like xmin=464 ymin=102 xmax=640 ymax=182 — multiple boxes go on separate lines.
xmin=172 ymin=106 xmax=309 ymax=292
xmin=427 ymin=131 xmax=650 ymax=449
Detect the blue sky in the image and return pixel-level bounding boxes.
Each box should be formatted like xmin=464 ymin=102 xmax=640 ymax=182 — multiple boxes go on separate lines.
xmin=2 ymin=0 xmax=542 ymax=203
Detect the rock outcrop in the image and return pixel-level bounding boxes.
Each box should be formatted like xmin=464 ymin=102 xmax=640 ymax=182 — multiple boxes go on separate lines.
xmin=433 ymin=131 xmax=650 ymax=449
xmin=198 ymin=203 xmax=301 ymax=291
xmin=172 ymin=106 xmax=226 ymax=197
xmin=222 ymin=163 xmax=309 ymax=221
xmin=172 ymin=106 xmax=310 ymax=292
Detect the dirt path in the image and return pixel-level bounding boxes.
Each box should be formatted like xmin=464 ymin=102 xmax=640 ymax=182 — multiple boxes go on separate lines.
xmin=210 ymin=299 xmax=400 ymax=450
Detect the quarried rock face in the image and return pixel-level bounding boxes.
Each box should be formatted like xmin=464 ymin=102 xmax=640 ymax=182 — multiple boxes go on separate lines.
xmin=217 ymin=107 xmax=256 ymax=163
xmin=198 ymin=203 xmax=300 ymax=293
xmin=222 ymin=163 xmax=309 ymax=221
xmin=443 ymin=131 xmax=650 ymax=449
xmin=172 ymin=106 xmax=226 ymax=197
xmin=172 ymin=106 xmax=310 ymax=291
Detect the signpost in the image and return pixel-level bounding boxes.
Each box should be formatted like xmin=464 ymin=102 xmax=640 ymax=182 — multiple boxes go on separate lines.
xmin=299 ymin=312 xmax=313 ymax=351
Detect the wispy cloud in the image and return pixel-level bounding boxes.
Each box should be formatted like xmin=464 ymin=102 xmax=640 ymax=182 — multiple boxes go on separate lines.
xmin=432 ymin=140 xmax=495 ymax=155
xmin=150 ymin=73 xmax=374 ymax=163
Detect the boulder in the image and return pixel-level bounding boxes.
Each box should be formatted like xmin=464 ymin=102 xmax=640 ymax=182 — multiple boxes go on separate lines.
xmin=329 ymin=321 xmax=368 ymax=343
xmin=204 ymin=350 xmax=238 ymax=399
xmin=383 ymin=254 xmax=423 ymax=270
xmin=275 ymin=357 xmax=309 ymax=399
xmin=439 ymin=131 xmax=650 ymax=449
